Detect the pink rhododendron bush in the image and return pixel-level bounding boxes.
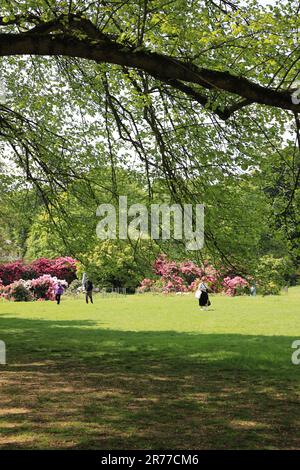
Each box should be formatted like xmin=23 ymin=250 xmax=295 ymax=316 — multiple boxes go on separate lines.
xmin=138 ymin=255 xmax=249 ymax=296
xmin=222 ymin=276 xmax=249 ymax=296
xmin=0 ymin=257 xmax=77 ymax=286
xmin=30 ymin=275 xmax=68 ymax=301
xmin=0 ymin=276 xmax=68 ymax=302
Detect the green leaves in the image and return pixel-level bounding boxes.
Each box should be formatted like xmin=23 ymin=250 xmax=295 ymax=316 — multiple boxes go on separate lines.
xmin=0 ymin=0 xmax=299 ymax=273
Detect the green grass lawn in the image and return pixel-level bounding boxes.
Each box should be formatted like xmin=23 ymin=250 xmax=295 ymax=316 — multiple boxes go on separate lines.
xmin=0 ymin=288 xmax=300 ymax=449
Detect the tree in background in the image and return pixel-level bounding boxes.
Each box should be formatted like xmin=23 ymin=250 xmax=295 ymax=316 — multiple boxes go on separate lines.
xmin=0 ymin=0 xmax=299 ymax=281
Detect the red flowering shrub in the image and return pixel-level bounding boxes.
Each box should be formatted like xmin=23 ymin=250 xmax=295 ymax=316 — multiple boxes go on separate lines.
xmin=0 ymin=257 xmax=77 ymax=285
xmin=0 ymin=261 xmax=25 ymax=285
xmin=30 ymin=257 xmax=77 ymax=283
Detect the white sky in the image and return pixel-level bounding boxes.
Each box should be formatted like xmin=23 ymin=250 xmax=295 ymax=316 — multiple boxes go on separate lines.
xmin=254 ymin=0 xmax=277 ymax=3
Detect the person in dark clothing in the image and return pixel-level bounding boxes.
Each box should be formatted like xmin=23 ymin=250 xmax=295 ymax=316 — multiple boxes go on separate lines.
xmin=85 ymin=280 xmax=94 ymax=304
xmin=55 ymin=283 xmax=64 ymax=305
xmin=196 ymin=279 xmax=210 ymax=310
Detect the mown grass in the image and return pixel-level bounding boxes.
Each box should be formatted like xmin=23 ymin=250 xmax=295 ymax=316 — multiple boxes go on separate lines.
xmin=0 ymin=288 xmax=299 ymax=449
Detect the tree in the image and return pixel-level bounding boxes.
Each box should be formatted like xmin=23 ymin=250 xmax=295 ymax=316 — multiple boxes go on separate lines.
xmin=0 ymin=0 xmax=299 ymax=270
xmin=257 ymin=144 xmax=300 ymax=282
xmin=0 ymin=2 xmax=300 ymax=116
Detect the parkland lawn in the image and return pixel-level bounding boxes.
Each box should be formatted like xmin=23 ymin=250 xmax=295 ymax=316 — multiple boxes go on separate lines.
xmin=0 ymin=288 xmax=300 ymax=449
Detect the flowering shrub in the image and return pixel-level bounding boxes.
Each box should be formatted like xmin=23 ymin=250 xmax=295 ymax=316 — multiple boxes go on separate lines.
xmin=30 ymin=275 xmax=68 ymax=300
xmin=139 ymin=255 xmax=249 ymax=296
xmin=137 ymin=278 xmax=154 ymax=293
xmin=201 ymin=262 xmax=224 ymax=292
xmin=30 ymin=257 xmax=77 ymax=284
xmin=0 ymin=257 xmax=77 ymax=285
xmin=258 ymin=281 xmax=281 ymax=296
xmin=139 ymin=256 xmax=200 ymax=293
xmin=163 ymin=275 xmax=188 ymax=293
xmin=0 ymin=279 xmax=33 ymax=302
xmin=154 ymin=255 xmax=178 ymax=278
xmin=0 ymin=275 xmax=68 ymax=301
xmin=153 ymin=255 xmax=188 ymax=292
xmin=222 ymin=276 xmax=249 ymax=296
xmin=189 ymin=278 xmax=200 ymax=292
xmin=0 ymin=261 xmax=25 ymax=285
xmin=150 ymin=279 xmax=165 ymax=293
xmin=179 ymin=261 xmax=203 ymax=284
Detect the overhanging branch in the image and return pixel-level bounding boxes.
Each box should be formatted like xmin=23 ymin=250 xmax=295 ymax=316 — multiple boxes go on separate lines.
xmin=0 ymin=13 xmax=299 ymax=119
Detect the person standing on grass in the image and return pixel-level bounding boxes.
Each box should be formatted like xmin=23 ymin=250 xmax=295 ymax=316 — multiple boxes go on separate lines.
xmin=85 ymin=279 xmax=94 ymax=304
xmin=55 ymin=282 xmax=64 ymax=305
xmin=195 ymin=278 xmax=210 ymax=310
xmin=250 ymin=284 xmax=257 ymax=296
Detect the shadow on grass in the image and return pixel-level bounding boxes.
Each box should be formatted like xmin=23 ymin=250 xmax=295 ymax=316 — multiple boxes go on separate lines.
xmin=0 ymin=316 xmax=299 ymax=450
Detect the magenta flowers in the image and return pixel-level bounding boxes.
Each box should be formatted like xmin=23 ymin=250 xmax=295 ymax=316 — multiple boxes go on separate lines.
xmin=0 ymin=257 xmax=77 ymax=286
xmin=139 ymin=255 xmax=248 ymax=295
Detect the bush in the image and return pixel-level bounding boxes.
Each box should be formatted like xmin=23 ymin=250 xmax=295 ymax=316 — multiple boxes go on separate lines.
xmin=150 ymin=279 xmax=164 ymax=293
xmin=30 ymin=257 xmax=77 ymax=284
xmin=30 ymin=275 xmax=68 ymax=300
xmin=139 ymin=255 xmax=249 ymax=296
xmin=255 ymin=255 xmax=292 ymax=295
xmin=0 ymin=257 xmax=77 ymax=286
xmin=143 ymin=255 xmax=224 ymax=294
xmin=66 ymin=279 xmax=83 ymax=294
xmin=76 ymin=240 xmax=154 ymax=289
xmin=222 ymin=276 xmax=249 ymax=296
xmin=0 ymin=275 xmax=69 ymax=302
xmin=259 ymin=281 xmax=281 ymax=296
xmin=0 ymin=279 xmax=33 ymax=302
xmin=163 ymin=275 xmax=188 ymax=293
xmin=136 ymin=278 xmax=153 ymax=293
xmin=0 ymin=261 xmax=25 ymax=285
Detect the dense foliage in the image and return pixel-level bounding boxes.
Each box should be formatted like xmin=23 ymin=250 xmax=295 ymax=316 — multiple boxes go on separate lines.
xmin=0 ymin=257 xmax=77 ymax=285
xmin=0 ymin=1 xmax=298 ymax=289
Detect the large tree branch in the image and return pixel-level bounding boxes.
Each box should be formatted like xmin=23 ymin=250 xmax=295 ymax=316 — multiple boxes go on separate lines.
xmin=0 ymin=13 xmax=299 ymax=118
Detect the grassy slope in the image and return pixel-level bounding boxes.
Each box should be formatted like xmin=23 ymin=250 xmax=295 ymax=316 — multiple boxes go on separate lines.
xmin=0 ymin=288 xmax=299 ymax=449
